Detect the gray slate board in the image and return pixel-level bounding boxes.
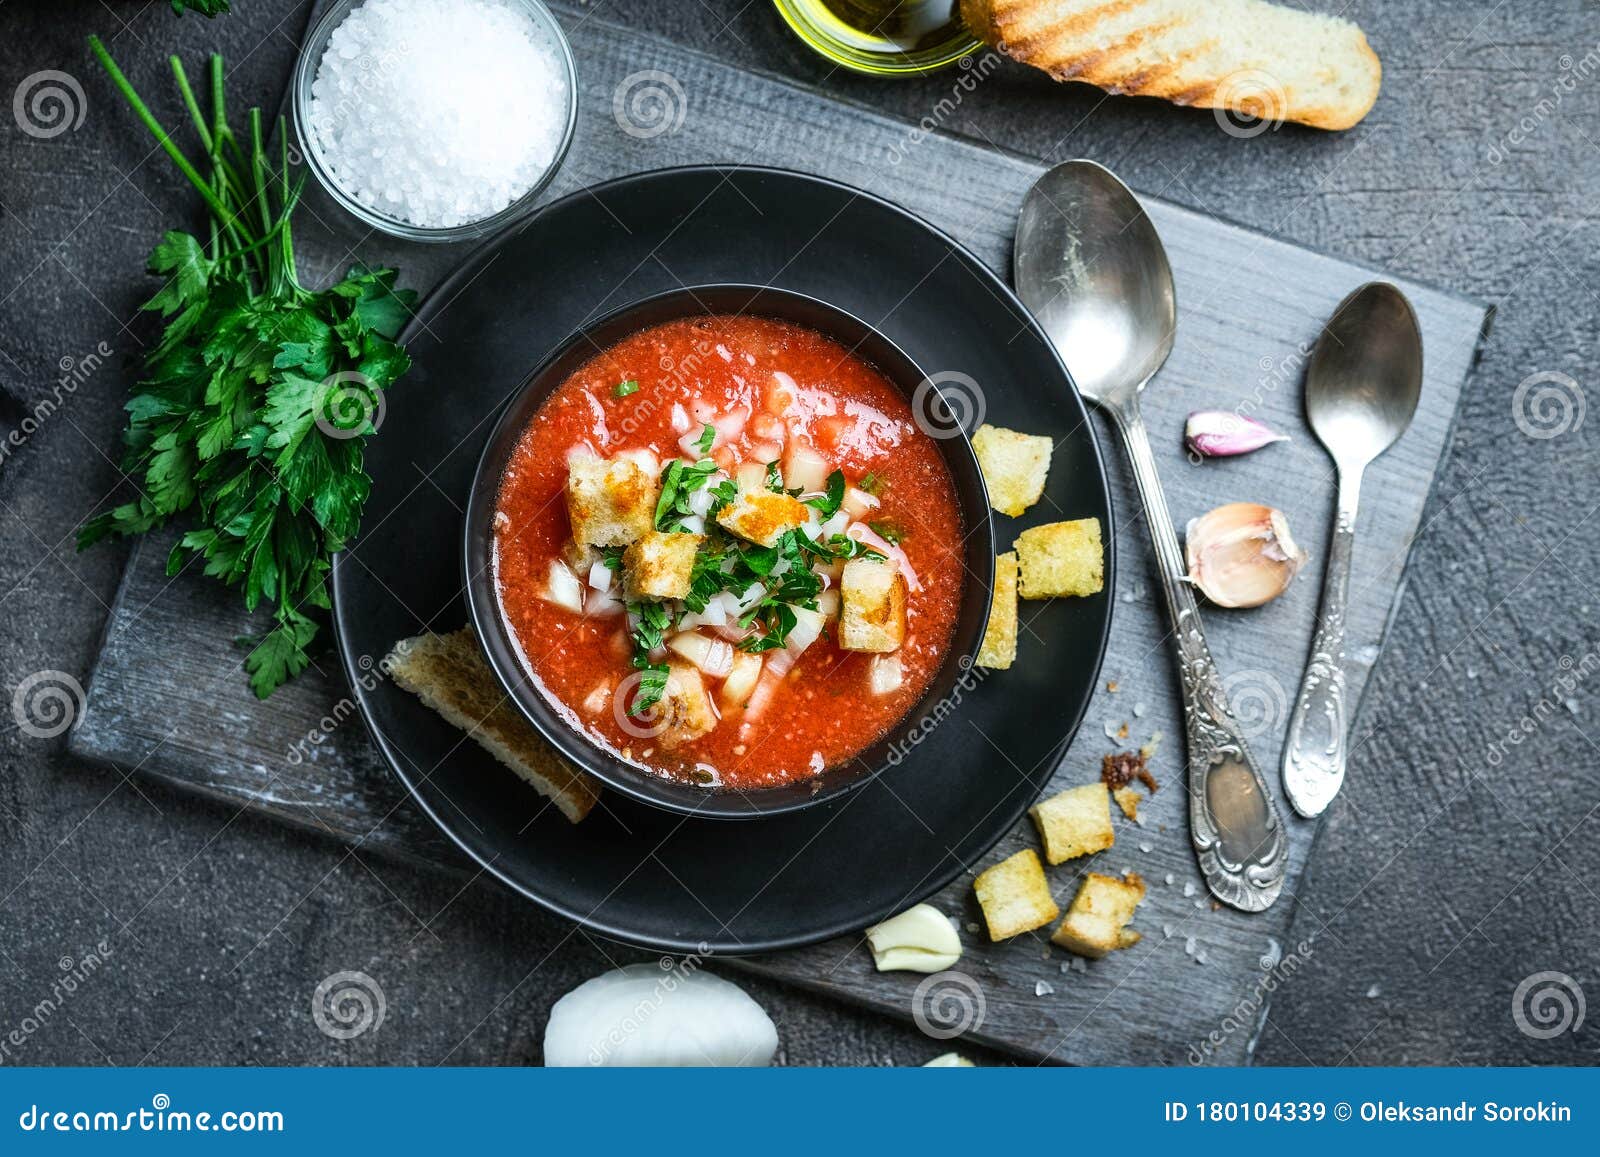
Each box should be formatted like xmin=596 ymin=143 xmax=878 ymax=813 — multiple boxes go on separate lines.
xmin=66 ymin=4 xmax=1489 ymax=1066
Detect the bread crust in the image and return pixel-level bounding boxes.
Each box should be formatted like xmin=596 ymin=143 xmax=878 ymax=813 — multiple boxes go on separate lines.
xmin=963 ymin=0 xmax=1381 ymax=131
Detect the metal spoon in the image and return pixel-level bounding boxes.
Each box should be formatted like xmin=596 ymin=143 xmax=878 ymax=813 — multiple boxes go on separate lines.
xmin=1282 ymin=283 xmax=1423 ymax=818
xmin=1015 ymin=160 xmax=1287 ymax=913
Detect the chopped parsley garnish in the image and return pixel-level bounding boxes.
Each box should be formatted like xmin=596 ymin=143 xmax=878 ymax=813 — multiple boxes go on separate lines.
xmin=694 ymin=423 xmax=716 ymax=454
xmin=868 ymin=519 xmax=905 ymax=545
xmin=613 ymin=379 xmax=640 ymax=398
xmin=765 ymin=461 xmax=784 ymax=492
xmin=804 ymin=469 xmax=846 ymax=517
xmin=859 ymin=471 xmax=885 ymax=496
xmin=828 ymin=534 xmax=887 ymax=561
xmin=626 ymin=601 xmax=672 ymax=715
xmin=654 ymin=458 xmax=719 ymax=531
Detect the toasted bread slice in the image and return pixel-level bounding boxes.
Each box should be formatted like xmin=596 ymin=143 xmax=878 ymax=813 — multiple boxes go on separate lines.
xmin=385 ymin=628 xmax=600 ymax=823
xmin=961 ymin=0 xmax=1381 ymax=131
xmin=976 ymin=550 xmax=1019 ymax=670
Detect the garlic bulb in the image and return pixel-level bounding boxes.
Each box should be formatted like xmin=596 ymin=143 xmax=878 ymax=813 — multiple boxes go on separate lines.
xmin=1184 ymin=411 xmax=1289 ymax=458
xmin=543 ymin=963 xmax=778 ymax=1067
xmin=1184 ymin=503 xmax=1307 ymax=608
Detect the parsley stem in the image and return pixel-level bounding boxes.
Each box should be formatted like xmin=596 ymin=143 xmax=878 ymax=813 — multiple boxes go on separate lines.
xmin=87 ymin=37 xmax=248 ymax=246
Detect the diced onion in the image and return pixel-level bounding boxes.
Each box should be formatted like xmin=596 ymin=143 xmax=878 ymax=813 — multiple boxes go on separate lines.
xmin=847 ymin=524 xmax=920 ymax=591
xmin=678 ymin=514 xmax=706 ymax=535
xmin=679 ymin=428 xmax=713 ymax=456
xmin=739 ymin=673 xmax=784 ymax=735
xmin=670 ymin=403 xmax=691 ymax=434
xmin=816 ymin=589 xmax=840 ymax=619
xmin=869 ymin=654 xmax=904 ymax=695
xmin=750 ymin=441 xmax=782 ymax=464
xmin=731 ymin=584 xmax=766 ymax=615
xmin=785 ymin=606 xmax=825 ymax=657
xmin=764 ymin=648 xmax=796 ymax=679
xmin=545 ymin=561 xmax=584 ymax=613
xmin=714 ymin=406 xmax=750 ymax=442
xmin=784 ymin=443 xmax=829 ymax=493
xmin=687 ymin=484 xmax=717 ymax=518
xmin=587 ymin=561 xmax=615 ymax=591
xmin=586 ymin=587 xmax=623 ymax=617
xmin=720 ymin=652 xmax=763 ymax=711
xmin=819 ymin=511 xmax=849 ymax=538
xmin=667 ymin=632 xmax=735 ymax=678
xmin=693 ymin=398 xmax=717 ymax=423
xmin=767 ymin=372 xmax=799 ymax=413
xmin=736 ymin=462 xmax=766 ymax=491
xmin=842 ymin=487 xmax=880 ymax=520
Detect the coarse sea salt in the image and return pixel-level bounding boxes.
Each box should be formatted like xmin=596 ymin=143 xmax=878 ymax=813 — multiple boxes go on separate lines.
xmin=309 ymin=0 xmax=568 ymax=228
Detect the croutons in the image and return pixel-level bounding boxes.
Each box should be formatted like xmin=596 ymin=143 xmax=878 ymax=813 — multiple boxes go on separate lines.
xmin=1015 ymin=518 xmax=1104 ymax=598
xmin=1051 ymin=871 xmax=1146 ymax=959
xmin=1112 ymin=786 xmax=1142 ymax=821
xmin=715 ymin=488 xmax=808 ymax=547
xmin=976 ymin=551 xmax=1018 ymax=669
xmin=655 ymin=660 xmax=718 ymax=749
xmin=1029 ymin=782 xmax=1114 ymax=865
xmin=566 ymin=455 xmax=658 ymax=547
xmin=622 ymin=530 xmax=702 ymax=601
xmin=972 ymin=424 xmax=1054 ymax=517
xmin=838 ymin=558 xmax=907 ymax=653
xmin=973 ymin=848 xmax=1060 ymax=941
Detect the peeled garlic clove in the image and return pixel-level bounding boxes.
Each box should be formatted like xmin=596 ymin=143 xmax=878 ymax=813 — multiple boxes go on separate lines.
xmin=543 ymin=963 xmax=778 ymax=1067
xmin=1185 ymin=502 xmax=1307 ymax=608
xmin=864 ymin=902 xmax=963 ymax=973
xmin=924 ymin=1052 xmax=976 ymax=1067
xmin=1184 ymin=411 xmax=1289 ymax=458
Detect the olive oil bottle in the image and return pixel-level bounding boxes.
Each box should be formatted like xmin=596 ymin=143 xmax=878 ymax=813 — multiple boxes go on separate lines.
xmin=774 ymin=0 xmax=982 ymax=75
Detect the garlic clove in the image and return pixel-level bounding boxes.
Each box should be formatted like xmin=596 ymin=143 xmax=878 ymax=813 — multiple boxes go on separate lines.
xmin=924 ymin=1052 xmax=977 ymax=1067
xmin=1184 ymin=502 xmax=1307 ymax=608
xmin=864 ymin=902 xmax=963 ymax=973
xmin=1184 ymin=411 xmax=1289 ymax=458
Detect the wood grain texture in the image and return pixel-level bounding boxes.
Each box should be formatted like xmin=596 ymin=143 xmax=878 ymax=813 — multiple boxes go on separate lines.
xmin=66 ymin=5 xmax=1488 ymax=1066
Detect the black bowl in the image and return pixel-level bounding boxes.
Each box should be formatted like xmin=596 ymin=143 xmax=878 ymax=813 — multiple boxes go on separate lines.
xmin=462 ymin=284 xmax=996 ymax=819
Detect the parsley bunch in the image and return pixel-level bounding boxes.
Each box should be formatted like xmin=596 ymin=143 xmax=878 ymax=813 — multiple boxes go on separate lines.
xmin=171 ymin=1 xmax=232 ymax=15
xmin=78 ymin=40 xmax=417 ymax=697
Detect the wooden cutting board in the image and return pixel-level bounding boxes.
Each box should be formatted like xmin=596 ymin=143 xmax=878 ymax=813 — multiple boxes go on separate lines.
xmin=66 ymin=3 xmax=1490 ymax=1065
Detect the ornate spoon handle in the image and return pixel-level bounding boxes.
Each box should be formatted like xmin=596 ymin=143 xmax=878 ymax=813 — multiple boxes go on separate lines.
xmin=1108 ymin=401 xmax=1287 ymax=913
xmin=1282 ymin=467 xmax=1361 ymax=817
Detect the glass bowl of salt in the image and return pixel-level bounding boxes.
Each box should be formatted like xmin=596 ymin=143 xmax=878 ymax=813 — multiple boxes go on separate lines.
xmin=293 ymin=0 xmax=578 ymax=243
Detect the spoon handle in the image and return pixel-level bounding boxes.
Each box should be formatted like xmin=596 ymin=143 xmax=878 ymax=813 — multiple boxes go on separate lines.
xmin=1109 ymin=400 xmax=1287 ymax=913
xmin=1282 ymin=466 xmax=1361 ymax=817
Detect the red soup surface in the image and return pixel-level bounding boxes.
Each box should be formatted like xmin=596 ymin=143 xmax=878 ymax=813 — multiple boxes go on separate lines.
xmin=493 ymin=314 xmax=965 ymax=789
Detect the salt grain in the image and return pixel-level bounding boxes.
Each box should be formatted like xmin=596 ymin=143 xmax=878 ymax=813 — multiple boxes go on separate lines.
xmin=309 ymin=0 xmax=569 ymax=228
xmin=1035 ymin=980 xmax=1054 ymax=997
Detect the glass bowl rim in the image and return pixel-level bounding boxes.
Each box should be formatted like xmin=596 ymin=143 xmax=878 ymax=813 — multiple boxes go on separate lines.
xmin=290 ymin=0 xmax=579 ymax=243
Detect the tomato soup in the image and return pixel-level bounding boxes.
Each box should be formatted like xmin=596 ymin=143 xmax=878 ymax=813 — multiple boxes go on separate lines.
xmin=493 ymin=314 xmax=965 ymax=789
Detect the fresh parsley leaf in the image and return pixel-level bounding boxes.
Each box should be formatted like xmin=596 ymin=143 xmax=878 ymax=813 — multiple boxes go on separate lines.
xmin=868 ymin=519 xmax=905 ymax=545
xmin=613 ymin=379 xmax=639 ymax=398
xmin=694 ymin=423 xmax=716 ymax=454
xmin=626 ymin=602 xmax=673 ymax=715
xmin=804 ymin=469 xmax=845 ymax=517
xmin=859 ymin=471 xmax=885 ymax=496
xmin=630 ymin=662 xmax=670 ymax=716
xmin=739 ymin=542 xmax=780 ymax=576
xmin=828 ymin=534 xmax=887 ymax=561
xmin=653 ymin=458 xmax=719 ymax=531
xmin=765 ymin=461 xmax=784 ymax=492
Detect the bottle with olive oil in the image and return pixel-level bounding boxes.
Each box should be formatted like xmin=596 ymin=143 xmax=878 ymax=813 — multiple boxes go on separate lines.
xmin=774 ymin=0 xmax=983 ymax=76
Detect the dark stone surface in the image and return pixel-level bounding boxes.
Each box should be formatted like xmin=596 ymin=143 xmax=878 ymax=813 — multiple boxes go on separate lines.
xmin=1 ymin=0 xmax=1595 ymax=1066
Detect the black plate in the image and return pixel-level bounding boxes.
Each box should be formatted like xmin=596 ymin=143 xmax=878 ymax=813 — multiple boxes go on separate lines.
xmin=462 ymin=284 xmax=995 ymax=819
xmin=332 ymin=166 xmax=1115 ymax=953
